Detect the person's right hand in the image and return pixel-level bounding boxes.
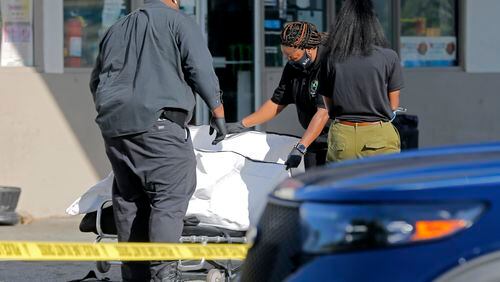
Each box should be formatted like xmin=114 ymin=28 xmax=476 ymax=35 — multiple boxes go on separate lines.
xmin=226 ymin=121 xmax=250 ymax=134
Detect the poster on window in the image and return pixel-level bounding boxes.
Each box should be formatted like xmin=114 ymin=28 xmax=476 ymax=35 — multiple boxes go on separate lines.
xmin=400 ymin=36 xmax=457 ymax=68
xmin=0 ymin=0 xmax=33 ymax=67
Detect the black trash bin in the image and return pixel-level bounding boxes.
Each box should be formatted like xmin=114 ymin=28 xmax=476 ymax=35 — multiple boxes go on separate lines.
xmin=0 ymin=186 xmax=21 ymax=225
xmin=392 ymin=114 xmax=419 ymax=151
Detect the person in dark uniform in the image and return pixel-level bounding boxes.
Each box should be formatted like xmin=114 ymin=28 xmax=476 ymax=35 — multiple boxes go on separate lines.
xmin=226 ymin=21 xmax=330 ymax=170
xmin=319 ymin=0 xmax=404 ymax=162
xmin=89 ymin=0 xmax=227 ymax=281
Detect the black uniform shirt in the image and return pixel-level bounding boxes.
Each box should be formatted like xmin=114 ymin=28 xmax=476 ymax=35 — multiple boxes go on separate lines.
xmin=319 ymin=46 xmax=404 ymax=122
xmin=90 ymin=0 xmax=222 ymax=138
xmin=271 ymin=47 xmax=327 ymax=132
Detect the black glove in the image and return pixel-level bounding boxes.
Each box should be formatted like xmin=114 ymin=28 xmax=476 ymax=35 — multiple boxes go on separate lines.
xmin=285 ymin=147 xmax=304 ymax=170
xmin=209 ymin=117 xmax=227 ymax=145
xmin=226 ymin=121 xmax=250 ymax=134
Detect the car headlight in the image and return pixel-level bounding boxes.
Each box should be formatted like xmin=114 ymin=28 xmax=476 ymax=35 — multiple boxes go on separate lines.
xmin=273 ymin=178 xmax=304 ymax=200
xmin=300 ymin=202 xmax=485 ymax=254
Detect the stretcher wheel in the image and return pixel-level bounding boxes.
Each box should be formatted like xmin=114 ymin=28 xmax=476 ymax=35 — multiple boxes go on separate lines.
xmin=206 ymin=269 xmax=224 ymax=282
xmin=96 ymin=261 xmax=111 ymax=273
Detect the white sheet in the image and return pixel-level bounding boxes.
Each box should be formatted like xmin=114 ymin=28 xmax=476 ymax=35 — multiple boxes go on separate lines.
xmin=66 ymin=126 xmax=304 ymax=230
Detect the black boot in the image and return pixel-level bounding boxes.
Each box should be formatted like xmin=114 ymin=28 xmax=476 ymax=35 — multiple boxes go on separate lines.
xmin=151 ymin=261 xmax=182 ymax=282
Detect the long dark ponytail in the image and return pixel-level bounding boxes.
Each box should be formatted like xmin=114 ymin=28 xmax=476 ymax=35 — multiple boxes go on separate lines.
xmin=326 ymin=0 xmax=389 ymax=63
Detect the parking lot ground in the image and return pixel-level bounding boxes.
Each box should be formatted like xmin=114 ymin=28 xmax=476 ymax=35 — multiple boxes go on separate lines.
xmin=0 ymin=216 xmax=122 ymax=281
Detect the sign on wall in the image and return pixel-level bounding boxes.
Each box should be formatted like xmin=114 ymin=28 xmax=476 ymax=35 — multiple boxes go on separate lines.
xmin=0 ymin=0 xmax=33 ymax=67
xmin=400 ymin=36 xmax=457 ymax=68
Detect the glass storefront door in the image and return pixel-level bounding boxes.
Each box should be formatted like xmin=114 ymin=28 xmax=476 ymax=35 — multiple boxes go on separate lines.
xmin=182 ymin=0 xmax=255 ymax=124
xmin=207 ymin=0 xmax=254 ymax=122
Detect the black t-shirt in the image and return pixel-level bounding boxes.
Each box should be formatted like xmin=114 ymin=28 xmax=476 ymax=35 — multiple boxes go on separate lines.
xmin=319 ymin=46 xmax=404 ymax=122
xmin=271 ymin=48 xmax=327 ymax=134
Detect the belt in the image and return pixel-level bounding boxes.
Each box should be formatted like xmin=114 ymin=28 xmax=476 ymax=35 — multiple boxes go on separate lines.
xmin=159 ymin=108 xmax=188 ymax=128
xmin=336 ymin=120 xmax=382 ymax=126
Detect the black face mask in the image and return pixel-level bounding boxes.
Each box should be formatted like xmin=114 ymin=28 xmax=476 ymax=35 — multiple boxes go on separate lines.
xmin=290 ymin=52 xmax=313 ymax=71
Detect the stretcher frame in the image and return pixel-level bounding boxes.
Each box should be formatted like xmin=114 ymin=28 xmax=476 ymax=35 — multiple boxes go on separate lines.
xmin=90 ymin=200 xmax=247 ymax=281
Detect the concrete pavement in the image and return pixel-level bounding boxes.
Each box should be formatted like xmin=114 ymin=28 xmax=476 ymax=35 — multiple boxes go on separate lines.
xmin=0 ymin=216 xmax=121 ymax=281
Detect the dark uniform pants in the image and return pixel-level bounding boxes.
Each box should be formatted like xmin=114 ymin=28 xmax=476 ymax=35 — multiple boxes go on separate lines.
xmin=304 ymin=140 xmax=327 ymax=169
xmin=104 ymin=119 xmax=196 ymax=281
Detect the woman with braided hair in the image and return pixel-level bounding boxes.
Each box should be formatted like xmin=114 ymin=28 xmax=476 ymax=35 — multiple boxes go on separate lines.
xmin=226 ymin=21 xmax=330 ymax=170
xmin=319 ymin=0 xmax=404 ymax=162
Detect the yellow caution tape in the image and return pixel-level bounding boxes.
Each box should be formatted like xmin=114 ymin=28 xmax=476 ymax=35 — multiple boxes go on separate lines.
xmin=0 ymin=241 xmax=249 ymax=261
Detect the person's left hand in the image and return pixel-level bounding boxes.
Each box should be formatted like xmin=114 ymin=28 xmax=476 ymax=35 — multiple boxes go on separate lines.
xmin=226 ymin=121 xmax=250 ymax=134
xmin=285 ymin=147 xmax=304 ymax=170
xmin=209 ymin=117 xmax=227 ymax=145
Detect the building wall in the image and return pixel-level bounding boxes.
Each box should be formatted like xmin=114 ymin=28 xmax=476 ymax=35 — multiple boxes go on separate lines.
xmin=1 ymin=0 xmax=499 ymax=218
xmin=263 ymin=0 xmax=500 ymax=147
xmin=0 ymin=69 xmax=110 ymax=217
xmin=400 ymin=70 xmax=500 ymax=146
xmin=262 ymin=68 xmax=500 ymax=147
xmin=464 ymin=0 xmax=500 ymax=73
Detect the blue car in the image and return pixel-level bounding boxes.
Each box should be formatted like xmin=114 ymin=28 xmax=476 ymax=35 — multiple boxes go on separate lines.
xmin=241 ymin=142 xmax=500 ymax=282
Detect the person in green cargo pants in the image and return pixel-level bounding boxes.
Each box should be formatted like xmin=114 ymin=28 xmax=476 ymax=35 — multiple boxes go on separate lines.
xmin=319 ymin=0 xmax=403 ymax=162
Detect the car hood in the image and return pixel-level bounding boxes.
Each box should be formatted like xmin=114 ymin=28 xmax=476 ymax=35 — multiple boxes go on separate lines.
xmin=276 ymin=142 xmax=500 ymax=202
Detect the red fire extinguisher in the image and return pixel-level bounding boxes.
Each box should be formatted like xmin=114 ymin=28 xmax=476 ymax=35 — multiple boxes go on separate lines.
xmin=65 ymin=18 xmax=83 ymax=67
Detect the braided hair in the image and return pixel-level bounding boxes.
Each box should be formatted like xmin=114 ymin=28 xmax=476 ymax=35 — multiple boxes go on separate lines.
xmin=281 ymin=21 xmax=323 ymax=49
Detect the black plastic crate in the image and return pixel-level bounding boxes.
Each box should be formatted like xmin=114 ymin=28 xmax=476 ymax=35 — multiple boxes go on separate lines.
xmin=0 ymin=186 xmax=21 ymax=225
xmin=393 ymin=114 xmax=419 ymax=150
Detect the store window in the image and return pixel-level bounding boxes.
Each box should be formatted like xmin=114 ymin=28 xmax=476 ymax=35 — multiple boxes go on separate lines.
xmin=63 ymin=0 xmax=131 ymax=68
xmin=335 ymin=0 xmax=394 ymax=47
xmin=0 ymin=0 xmax=34 ymax=67
xmin=264 ymin=0 xmax=327 ymax=67
xmin=180 ymin=0 xmax=196 ymax=18
xmin=400 ymin=0 xmax=458 ymax=67
xmin=372 ymin=0 xmax=394 ymax=46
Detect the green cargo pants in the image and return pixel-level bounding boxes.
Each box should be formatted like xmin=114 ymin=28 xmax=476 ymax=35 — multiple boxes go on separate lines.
xmin=326 ymin=121 xmax=400 ymax=162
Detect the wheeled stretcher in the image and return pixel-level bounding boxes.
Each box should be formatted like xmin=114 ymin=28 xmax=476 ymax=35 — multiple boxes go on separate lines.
xmin=79 ymin=200 xmax=246 ymax=281
xmin=69 ymin=126 xmax=304 ymax=281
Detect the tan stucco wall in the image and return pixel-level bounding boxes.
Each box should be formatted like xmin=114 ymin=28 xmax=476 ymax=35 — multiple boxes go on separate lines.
xmin=262 ymin=67 xmax=500 ymax=147
xmin=0 ymin=68 xmax=110 ymax=218
xmin=2 ymin=67 xmax=500 ymax=219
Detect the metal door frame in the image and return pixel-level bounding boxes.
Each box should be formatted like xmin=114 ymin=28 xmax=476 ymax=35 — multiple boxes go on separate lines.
xmin=194 ymin=0 xmax=210 ymax=125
